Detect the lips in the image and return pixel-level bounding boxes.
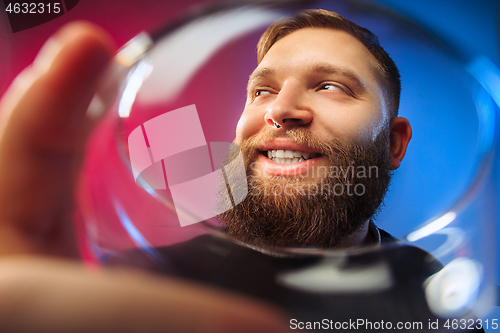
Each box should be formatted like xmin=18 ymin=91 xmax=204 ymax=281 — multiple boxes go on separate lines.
xmin=252 ymin=140 xmax=325 ymax=177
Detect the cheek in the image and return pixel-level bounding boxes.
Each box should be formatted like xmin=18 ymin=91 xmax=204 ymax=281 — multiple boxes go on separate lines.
xmin=368 ymin=114 xmax=388 ymax=141
xmin=354 ymin=114 xmax=388 ymax=144
xmin=235 ymin=111 xmax=262 ymax=143
xmin=319 ymin=108 xmax=386 ymax=144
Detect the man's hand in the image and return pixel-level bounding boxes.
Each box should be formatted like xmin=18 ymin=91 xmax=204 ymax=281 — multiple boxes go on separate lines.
xmin=0 ymin=21 xmax=111 ymax=257
xmin=0 ymin=22 xmax=288 ymax=333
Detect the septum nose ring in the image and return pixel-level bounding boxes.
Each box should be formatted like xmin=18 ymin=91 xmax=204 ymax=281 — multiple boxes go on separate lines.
xmin=272 ymin=119 xmax=285 ymax=129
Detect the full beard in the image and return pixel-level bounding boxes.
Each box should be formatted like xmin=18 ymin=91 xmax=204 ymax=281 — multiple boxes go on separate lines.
xmin=217 ymin=128 xmax=392 ymax=248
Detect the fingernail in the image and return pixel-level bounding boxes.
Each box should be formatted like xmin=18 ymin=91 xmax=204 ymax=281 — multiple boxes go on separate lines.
xmin=86 ymin=95 xmax=105 ymax=120
xmin=32 ymin=36 xmax=64 ymax=74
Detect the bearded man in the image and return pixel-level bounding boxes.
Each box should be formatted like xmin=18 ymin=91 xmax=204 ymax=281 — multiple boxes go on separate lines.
xmin=219 ymin=9 xmax=410 ymax=249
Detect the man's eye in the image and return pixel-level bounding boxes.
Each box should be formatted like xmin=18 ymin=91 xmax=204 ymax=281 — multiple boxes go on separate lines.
xmin=319 ymin=84 xmax=345 ymax=92
xmin=255 ymin=89 xmax=272 ymax=97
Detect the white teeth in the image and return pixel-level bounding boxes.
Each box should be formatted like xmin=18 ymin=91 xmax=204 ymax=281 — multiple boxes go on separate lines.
xmin=268 ymin=150 xmax=317 ymax=159
xmin=272 ymin=157 xmax=304 ymax=164
xmin=265 ymin=149 xmax=320 ymax=164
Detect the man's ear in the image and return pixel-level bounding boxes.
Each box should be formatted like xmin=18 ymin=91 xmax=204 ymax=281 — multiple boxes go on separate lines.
xmin=389 ymin=117 xmax=412 ymax=170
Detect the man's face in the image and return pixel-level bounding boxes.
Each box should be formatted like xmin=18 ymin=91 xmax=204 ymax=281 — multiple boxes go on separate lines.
xmin=219 ymin=28 xmax=394 ymax=248
xmin=235 ymin=27 xmax=390 ymax=180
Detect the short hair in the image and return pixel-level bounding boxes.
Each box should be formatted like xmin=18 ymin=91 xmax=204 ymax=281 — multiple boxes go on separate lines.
xmin=256 ymin=9 xmax=401 ymax=117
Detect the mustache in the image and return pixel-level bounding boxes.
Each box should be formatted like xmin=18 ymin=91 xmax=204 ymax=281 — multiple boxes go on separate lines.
xmin=240 ymin=128 xmax=353 ymax=159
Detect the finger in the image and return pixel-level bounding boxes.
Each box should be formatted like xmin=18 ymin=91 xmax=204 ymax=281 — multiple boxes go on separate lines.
xmin=0 ymin=257 xmax=290 ymax=333
xmin=0 ymin=22 xmax=115 ymax=257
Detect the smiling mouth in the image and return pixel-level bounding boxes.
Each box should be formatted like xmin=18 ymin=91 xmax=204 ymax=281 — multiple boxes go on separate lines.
xmin=262 ymin=149 xmax=322 ymax=164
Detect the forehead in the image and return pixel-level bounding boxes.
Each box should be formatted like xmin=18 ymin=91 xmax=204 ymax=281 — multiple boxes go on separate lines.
xmin=253 ymin=28 xmax=381 ymax=88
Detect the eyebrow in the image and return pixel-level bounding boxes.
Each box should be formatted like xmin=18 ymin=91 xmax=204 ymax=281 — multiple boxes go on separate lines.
xmin=247 ymin=68 xmax=274 ymax=90
xmin=247 ymin=63 xmax=366 ymax=92
xmin=310 ymin=63 xmax=365 ymax=89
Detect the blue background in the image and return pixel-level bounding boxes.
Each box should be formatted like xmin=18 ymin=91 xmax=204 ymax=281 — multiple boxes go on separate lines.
xmin=375 ymin=0 xmax=500 ymax=327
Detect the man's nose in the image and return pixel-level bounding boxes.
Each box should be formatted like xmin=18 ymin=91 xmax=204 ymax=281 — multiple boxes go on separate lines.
xmin=264 ymin=84 xmax=313 ymax=129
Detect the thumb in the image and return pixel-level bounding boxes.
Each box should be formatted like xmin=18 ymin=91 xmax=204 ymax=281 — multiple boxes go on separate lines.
xmin=0 ymin=22 xmax=115 ymax=257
